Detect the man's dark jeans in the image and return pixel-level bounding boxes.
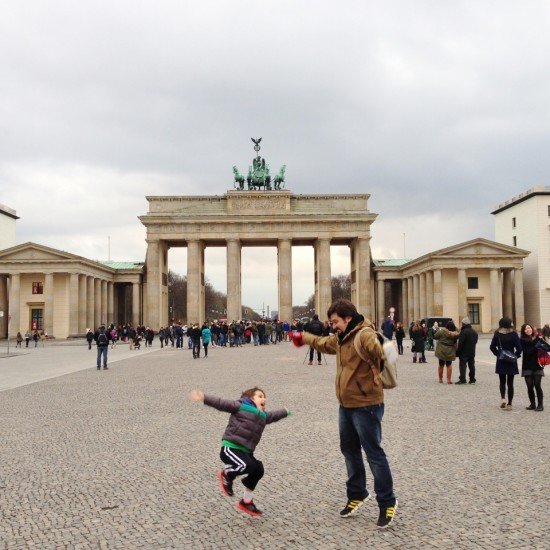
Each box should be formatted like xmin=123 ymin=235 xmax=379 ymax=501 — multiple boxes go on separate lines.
xmin=339 ymin=404 xmax=396 ymax=509
xmin=96 ymin=346 xmax=108 ymax=368
xmin=458 ymin=356 xmax=476 ymax=382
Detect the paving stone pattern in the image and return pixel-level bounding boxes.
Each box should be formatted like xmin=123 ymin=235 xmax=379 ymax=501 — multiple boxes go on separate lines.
xmin=0 ymin=341 xmax=548 ymax=549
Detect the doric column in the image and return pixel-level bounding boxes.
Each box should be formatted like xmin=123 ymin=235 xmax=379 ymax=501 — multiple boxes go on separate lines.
xmin=502 ymin=270 xmax=513 ymax=319
xmin=94 ymin=278 xmax=101 ymax=328
xmin=0 ymin=275 xmax=8 ymax=338
xmin=490 ymin=268 xmax=501 ymax=330
xmin=132 ymin=282 xmax=140 ymax=326
xmin=401 ymin=278 xmax=408 ymax=326
xmin=44 ymin=273 xmax=54 ymax=336
xmin=225 ymin=239 xmax=241 ymax=322
xmin=419 ymin=272 xmax=427 ymax=319
xmin=101 ymin=280 xmax=108 ymax=325
xmin=188 ymin=239 xmax=205 ymax=324
xmin=87 ymin=276 xmax=94 ymax=330
xmin=425 ymin=270 xmax=434 ymax=316
xmin=8 ymin=273 xmax=20 ymax=338
xmin=433 ymin=269 xmax=443 ymax=316
xmin=78 ymin=274 xmax=87 ymax=334
xmin=145 ymin=240 xmax=161 ymax=329
xmin=277 ymin=239 xmax=292 ymax=323
xmin=314 ymin=238 xmax=332 ymax=319
xmin=457 ymin=268 xmax=467 ymax=321
xmin=108 ymin=282 xmax=114 ymax=325
xmin=407 ymin=276 xmax=414 ymax=323
xmin=413 ymin=274 xmax=420 ymax=321
xmin=350 ymin=237 xmax=371 ymax=318
xmin=513 ymin=268 xmax=525 ymax=328
xmin=377 ymin=278 xmax=386 ymax=327
xmin=68 ymin=273 xmax=80 ymax=336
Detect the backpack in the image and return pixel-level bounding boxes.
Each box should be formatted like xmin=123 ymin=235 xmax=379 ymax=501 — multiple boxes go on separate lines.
xmin=353 ymin=327 xmax=398 ymax=389
xmin=97 ymin=333 xmax=108 ymax=346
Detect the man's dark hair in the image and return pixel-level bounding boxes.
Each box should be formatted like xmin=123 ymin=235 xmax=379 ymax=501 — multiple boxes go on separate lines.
xmin=312 ymin=314 xmax=319 ymax=320
xmin=327 ymin=299 xmax=357 ymax=319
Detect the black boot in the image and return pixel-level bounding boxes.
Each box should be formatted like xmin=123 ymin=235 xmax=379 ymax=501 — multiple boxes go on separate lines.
xmin=526 ymin=402 xmax=536 ymax=410
xmin=536 ymin=399 xmax=543 ymax=412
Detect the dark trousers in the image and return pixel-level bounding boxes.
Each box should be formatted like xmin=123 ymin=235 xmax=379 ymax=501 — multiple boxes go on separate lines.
xmin=459 ymin=357 xmax=476 ymax=382
xmin=396 ymin=339 xmax=403 ymax=354
xmin=203 ymin=343 xmax=209 ymax=357
xmin=309 ymin=347 xmax=322 ymax=362
xmin=524 ymin=375 xmax=543 ymax=405
xmin=192 ymin=340 xmax=201 ymax=358
xmin=220 ymin=446 xmax=264 ymax=490
xmin=499 ymin=374 xmax=515 ymax=404
xmin=339 ymin=404 xmax=396 ymax=509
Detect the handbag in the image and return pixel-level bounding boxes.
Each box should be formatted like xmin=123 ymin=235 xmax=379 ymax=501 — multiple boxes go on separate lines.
xmin=497 ymin=335 xmax=517 ymax=364
xmin=537 ymin=347 xmax=550 ymax=367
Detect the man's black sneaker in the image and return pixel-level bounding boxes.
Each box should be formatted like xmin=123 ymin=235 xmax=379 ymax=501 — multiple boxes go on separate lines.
xmin=468 ymin=380 xmax=476 ymax=384
xmin=340 ymin=495 xmax=370 ymax=517
xmin=236 ymin=499 xmax=262 ymax=517
xmin=455 ymin=380 xmax=467 ymax=385
xmin=217 ymin=470 xmax=234 ymax=497
xmin=377 ymin=500 xmax=398 ymax=528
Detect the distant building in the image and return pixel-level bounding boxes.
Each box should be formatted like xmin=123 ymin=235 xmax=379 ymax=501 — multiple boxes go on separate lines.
xmin=492 ymin=186 xmax=550 ymax=328
xmin=0 ymin=203 xmax=18 ymax=251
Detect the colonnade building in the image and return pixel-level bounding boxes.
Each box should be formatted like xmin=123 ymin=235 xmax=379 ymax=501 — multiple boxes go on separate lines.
xmin=0 ymin=189 xmax=530 ymax=338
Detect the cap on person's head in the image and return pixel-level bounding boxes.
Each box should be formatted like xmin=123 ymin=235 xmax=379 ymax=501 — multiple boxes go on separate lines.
xmin=461 ymin=317 xmax=471 ymax=325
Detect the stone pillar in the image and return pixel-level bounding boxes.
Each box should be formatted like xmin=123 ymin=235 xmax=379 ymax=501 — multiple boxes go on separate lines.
xmin=44 ymin=273 xmax=54 ymax=336
xmin=419 ymin=272 xmax=427 ymax=319
xmin=78 ymin=274 xmax=87 ymax=334
xmin=377 ymin=278 xmax=385 ymax=327
xmin=401 ymin=278 xmax=408 ymax=326
xmin=146 ymin=240 xmax=161 ymax=330
xmin=226 ymin=239 xmax=241 ymax=322
xmin=132 ymin=282 xmax=140 ymax=326
xmin=108 ymin=282 xmax=114 ymax=325
xmin=0 ymin=274 xmax=8 ymax=338
xmin=8 ymin=273 xmax=20 ymax=338
xmin=350 ymin=237 xmax=371 ymax=318
xmin=407 ymin=276 xmax=414 ymax=324
xmin=188 ymin=239 xmax=206 ymax=324
xmin=314 ymin=238 xmax=331 ymax=319
xmin=426 ymin=270 xmax=434 ymax=316
xmin=68 ymin=273 xmax=80 ymax=336
xmin=277 ymin=239 xmax=292 ymax=323
xmin=513 ymin=268 xmax=525 ymax=328
xmin=87 ymin=276 xmax=94 ymax=330
xmin=502 ymin=270 xmax=513 ymax=319
xmin=433 ymin=269 xmax=443 ymax=316
xmin=94 ymin=278 xmax=101 ymax=328
xmin=457 ymin=268 xmax=467 ymax=321
xmin=413 ymin=274 xmax=420 ymax=321
xmin=101 ymin=280 xmax=108 ymax=325
xmin=490 ymin=268 xmax=501 ymax=330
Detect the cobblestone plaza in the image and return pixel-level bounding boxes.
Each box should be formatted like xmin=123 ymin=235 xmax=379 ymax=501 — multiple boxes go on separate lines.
xmin=0 ymin=341 xmax=548 ymax=549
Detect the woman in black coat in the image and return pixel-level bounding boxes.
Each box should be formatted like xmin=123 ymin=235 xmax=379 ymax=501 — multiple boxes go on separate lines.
xmin=520 ymin=323 xmax=546 ymax=411
xmin=489 ymin=317 xmax=522 ymax=410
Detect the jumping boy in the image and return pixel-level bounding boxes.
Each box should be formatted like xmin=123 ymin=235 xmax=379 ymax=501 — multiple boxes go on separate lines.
xmin=189 ymin=386 xmax=290 ymax=517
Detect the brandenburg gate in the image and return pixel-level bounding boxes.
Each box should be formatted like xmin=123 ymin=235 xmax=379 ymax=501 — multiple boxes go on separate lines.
xmin=139 ymin=190 xmax=376 ymax=326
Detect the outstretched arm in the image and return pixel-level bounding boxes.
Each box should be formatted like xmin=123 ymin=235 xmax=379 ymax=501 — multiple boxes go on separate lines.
xmin=301 ymin=332 xmax=338 ymax=355
xmin=266 ymin=408 xmax=291 ymax=424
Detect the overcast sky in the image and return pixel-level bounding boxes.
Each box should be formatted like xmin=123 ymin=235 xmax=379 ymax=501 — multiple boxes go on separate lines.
xmin=1 ymin=1 xmax=549 ymax=314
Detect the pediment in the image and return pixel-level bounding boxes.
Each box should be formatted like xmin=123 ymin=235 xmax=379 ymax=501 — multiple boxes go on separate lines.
xmin=435 ymin=238 xmax=528 ymax=258
xmin=0 ymin=243 xmax=81 ymax=263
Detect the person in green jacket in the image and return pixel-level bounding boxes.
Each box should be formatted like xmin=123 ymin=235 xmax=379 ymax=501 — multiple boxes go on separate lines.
xmin=434 ymin=321 xmax=460 ymax=384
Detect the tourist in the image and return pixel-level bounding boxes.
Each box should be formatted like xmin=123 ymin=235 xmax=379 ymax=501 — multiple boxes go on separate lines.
xmin=191 ymin=324 xmax=202 ymax=358
xmin=304 ymin=314 xmax=324 ymax=365
xmin=542 ymin=324 xmax=550 ymax=343
xmin=201 ymin=323 xmax=211 ymax=358
xmin=95 ymin=327 xmax=109 ymax=370
xmin=489 ymin=317 xmax=522 ymax=410
xmin=283 ymin=320 xmax=290 ymax=341
xmin=32 ymin=330 xmax=39 ymax=347
xmin=410 ymin=320 xmax=426 ymax=363
xmin=455 ymin=317 xmax=478 ymax=384
xmin=16 ymin=331 xmax=23 ymax=348
xmin=24 ymin=330 xmax=31 ymax=348
xmin=158 ymin=327 xmax=165 ymax=348
xmin=110 ymin=326 xmax=118 ymax=348
xmin=291 ymin=298 xmax=398 ymax=529
xmin=394 ymin=322 xmax=405 ymax=355
xmin=434 ymin=321 xmax=459 ymax=384
xmin=520 ymin=323 xmax=546 ymax=411
xmin=189 ymin=386 xmax=290 ymax=517
xmin=381 ymin=316 xmax=395 ymax=340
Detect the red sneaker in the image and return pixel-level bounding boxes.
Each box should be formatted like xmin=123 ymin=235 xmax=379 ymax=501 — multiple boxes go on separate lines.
xmin=236 ymin=499 xmax=262 ymax=517
xmin=217 ymin=470 xmax=233 ymax=497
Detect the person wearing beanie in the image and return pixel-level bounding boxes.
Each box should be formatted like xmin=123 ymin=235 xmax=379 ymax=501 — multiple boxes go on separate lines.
xmin=455 ymin=317 xmax=479 ymax=384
